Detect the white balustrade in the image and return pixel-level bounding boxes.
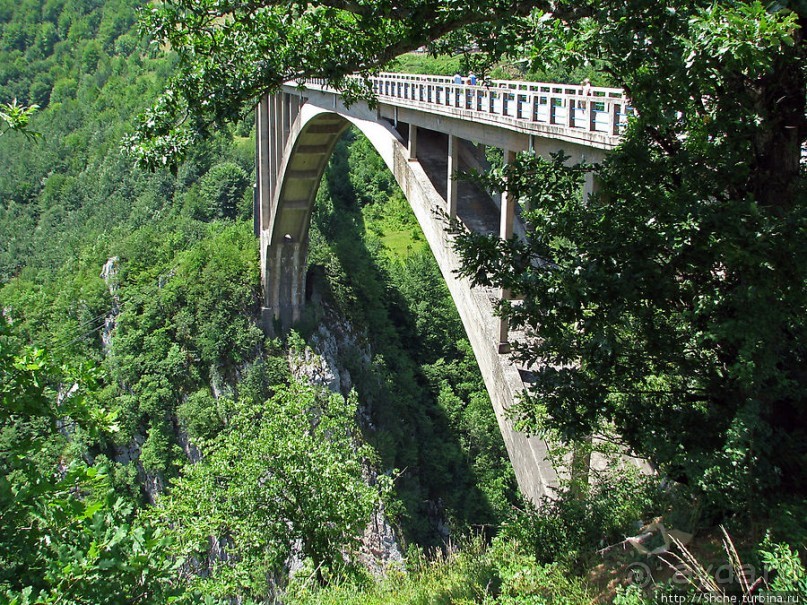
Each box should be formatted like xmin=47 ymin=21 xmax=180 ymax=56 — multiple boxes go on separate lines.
xmin=366 ymin=73 xmax=630 ymax=138
xmin=298 ymin=73 xmax=631 ymax=141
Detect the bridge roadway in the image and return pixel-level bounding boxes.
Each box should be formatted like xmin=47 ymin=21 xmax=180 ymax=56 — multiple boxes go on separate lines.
xmin=254 ymin=73 xmax=627 ymax=503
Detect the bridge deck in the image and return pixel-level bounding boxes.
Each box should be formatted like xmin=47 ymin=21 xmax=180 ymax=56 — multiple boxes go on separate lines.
xmin=407 ymin=128 xmax=500 ymax=235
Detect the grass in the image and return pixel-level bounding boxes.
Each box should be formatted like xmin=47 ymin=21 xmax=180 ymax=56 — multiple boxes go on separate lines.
xmin=283 ymin=538 xmax=594 ymax=605
xmin=379 ymin=229 xmax=427 ymax=260
xmin=388 ymin=53 xmax=463 ymax=76
xmin=360 ymin=185 xmax=428 ymax=262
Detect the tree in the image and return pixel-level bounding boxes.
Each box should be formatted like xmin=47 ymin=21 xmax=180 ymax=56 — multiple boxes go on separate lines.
xmin=153 ymin=380 xmax=380 ymax=598
xmin=451 ymin=3 xmax=807 ymax=514
xmin=134 ymin=1 xmax=807 ymax=514
xmin=127 ymin=0 xmax=597 ymax=167
xmin=0 ymin=99 xmax=39 ymax=140
xmin=0 ymin=317 xmax=182 ymax=604
xmin=198 ymin=161 xmax=249 ymax=220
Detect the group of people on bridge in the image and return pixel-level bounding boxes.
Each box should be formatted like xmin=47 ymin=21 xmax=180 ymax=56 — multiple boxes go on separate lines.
xmin=451 ymin=72 xmax=595 ymax=101
xmin=452 ymin=72 xmax=478 ymax=86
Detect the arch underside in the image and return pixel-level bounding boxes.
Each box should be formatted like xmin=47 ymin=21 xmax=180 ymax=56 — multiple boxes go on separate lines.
xmin=262 ymin=94 xmax=558 ymax=502
xmin=262 ymin=111 xmax=350 ymax=328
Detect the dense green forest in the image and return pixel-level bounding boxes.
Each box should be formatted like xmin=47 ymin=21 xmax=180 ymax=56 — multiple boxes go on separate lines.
xmin=1 ymin=0 xmax=806 ymax=603
xmin=0 ymin=0 xmax=524 ymax=600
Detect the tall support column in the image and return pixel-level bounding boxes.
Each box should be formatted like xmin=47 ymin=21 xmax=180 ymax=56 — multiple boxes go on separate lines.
xmin=268 ymin=96 xmax=275 ymax=198
xmin=281 ymin=92 xmax=290 ymax=141
xmin=498 ymin=148 xmax=517 ymax=354
xmin=289 ymin=93 xmax=301 ymax=129
xmin=259 ymin=93 xmax=287 ymax=335
xmin=293 ymin=238 xmax=306 ymax=328
xmin=258 ymin=95 xmax=274 ymax=332
xmin=273 ymin=94 xmax=284 ymax=179
xmin=276 ymin=236 xmax=306 ymax=330
xmin=583 ymin=169 xmax=600 ymax=204
xmin=256 ymin=95 xmax=272 ymax=231
xmin=260 ymin=93 xmax=313 ymax=335
xmin=570 ymin=435 xmax=593 ymax=499
xmin=500 ymin=149 xmax=517 ymax=239
xmin=254 ymin=103 xmax=261 ymax=237
xmin=254 ymin=106 xmax=260 ymax=237
xmin=447 ymin=134 xmax=458 ymax=219
xmin=408 ymin=123 xmax=418 ymax=161
xmin=524 ymin=136 xmax=536 ymax=215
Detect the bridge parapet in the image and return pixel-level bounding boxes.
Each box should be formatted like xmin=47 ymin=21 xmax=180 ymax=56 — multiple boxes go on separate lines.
xmin=304 ymin=73 xmax=631 ymax=150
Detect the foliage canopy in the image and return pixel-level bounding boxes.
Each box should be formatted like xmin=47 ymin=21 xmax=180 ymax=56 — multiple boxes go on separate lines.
xmin=154 ymin=380 xmax=381 ymax=595
xmin=450 ymin=2 xmax=807 ymax=512
xmin=0 ymin=318 xmax=181 ymax=604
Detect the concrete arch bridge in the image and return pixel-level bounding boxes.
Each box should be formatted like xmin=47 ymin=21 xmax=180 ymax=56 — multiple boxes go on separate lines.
xmin=254 ymin=72 xmax=628 ymax=503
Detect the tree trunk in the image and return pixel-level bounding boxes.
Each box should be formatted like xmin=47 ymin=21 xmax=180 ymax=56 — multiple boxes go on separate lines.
xmin=751 ymin=24 xmax=806 ymax=212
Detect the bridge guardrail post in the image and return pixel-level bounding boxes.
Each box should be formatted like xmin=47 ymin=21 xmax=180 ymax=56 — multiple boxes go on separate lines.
xmin=612 ymin=103 xmax=622 ymax=136
xmin=567 ymin=97 xmax=575 ymax=129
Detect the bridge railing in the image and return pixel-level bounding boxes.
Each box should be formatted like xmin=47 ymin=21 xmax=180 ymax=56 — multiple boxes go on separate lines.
xmin=366 ymin=73 xmax=631 ymax=138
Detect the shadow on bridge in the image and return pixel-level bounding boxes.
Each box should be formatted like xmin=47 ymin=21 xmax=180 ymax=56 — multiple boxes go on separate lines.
xmin=397 ymin=125 xmax=501 ymax=237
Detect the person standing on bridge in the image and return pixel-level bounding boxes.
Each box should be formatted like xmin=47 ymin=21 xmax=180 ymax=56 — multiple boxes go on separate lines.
xmin=453 ymin=72 xmax=463 ymax=85
xmin=468 ymin=72 xmax=477 ymax=86
xmin=579 ymin=78 xmax=592 ymax=109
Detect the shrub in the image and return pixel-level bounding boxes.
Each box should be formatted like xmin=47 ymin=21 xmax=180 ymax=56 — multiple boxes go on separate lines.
xmin=198 ymin=162 xmax=249 ymax=220
xmin=176 ymin=388 xmax=223 ymax=442
xmin=500 ymin=461 xmax=656 ymax=567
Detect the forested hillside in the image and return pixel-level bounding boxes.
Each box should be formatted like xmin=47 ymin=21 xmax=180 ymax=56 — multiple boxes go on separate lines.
xmin=0 ymin=0 xmax=533 ymax=601
xmin=2 ymin=0 xmax=806 ymax=603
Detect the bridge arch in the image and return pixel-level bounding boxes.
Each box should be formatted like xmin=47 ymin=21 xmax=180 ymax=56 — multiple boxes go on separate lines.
xmin=262 ymin=104 xmax=448 ymax=329
xmin=257 ymin=92 xmax=558 ymax=502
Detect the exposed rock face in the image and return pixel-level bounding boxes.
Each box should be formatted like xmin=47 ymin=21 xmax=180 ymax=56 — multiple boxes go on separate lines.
xmin=110 ymin=433 xmax=161 ymax=505
xmin=177 ymin=424 xmax=202 ymax=465
xmin=358 ymin=501 xmax=405 ymax=575
xmin=143 ymin=472 xmax=164 ymax=504
xmin=287 ymin=315 xmax=404 ymax=577
xmin=288 ymin=319 xmax=353 ymax=390
xmin=209 ymin=364 xmax=233 ymax=401
xmin=288 ymin=320 xmax=368 ymax=396
xmin=289 ymin=330 xmax=344 ymax=393
xmin=100 ymin=257 xmax=120 ymax=352
xmin=112 ymin=433 xmax=144 ymax=466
